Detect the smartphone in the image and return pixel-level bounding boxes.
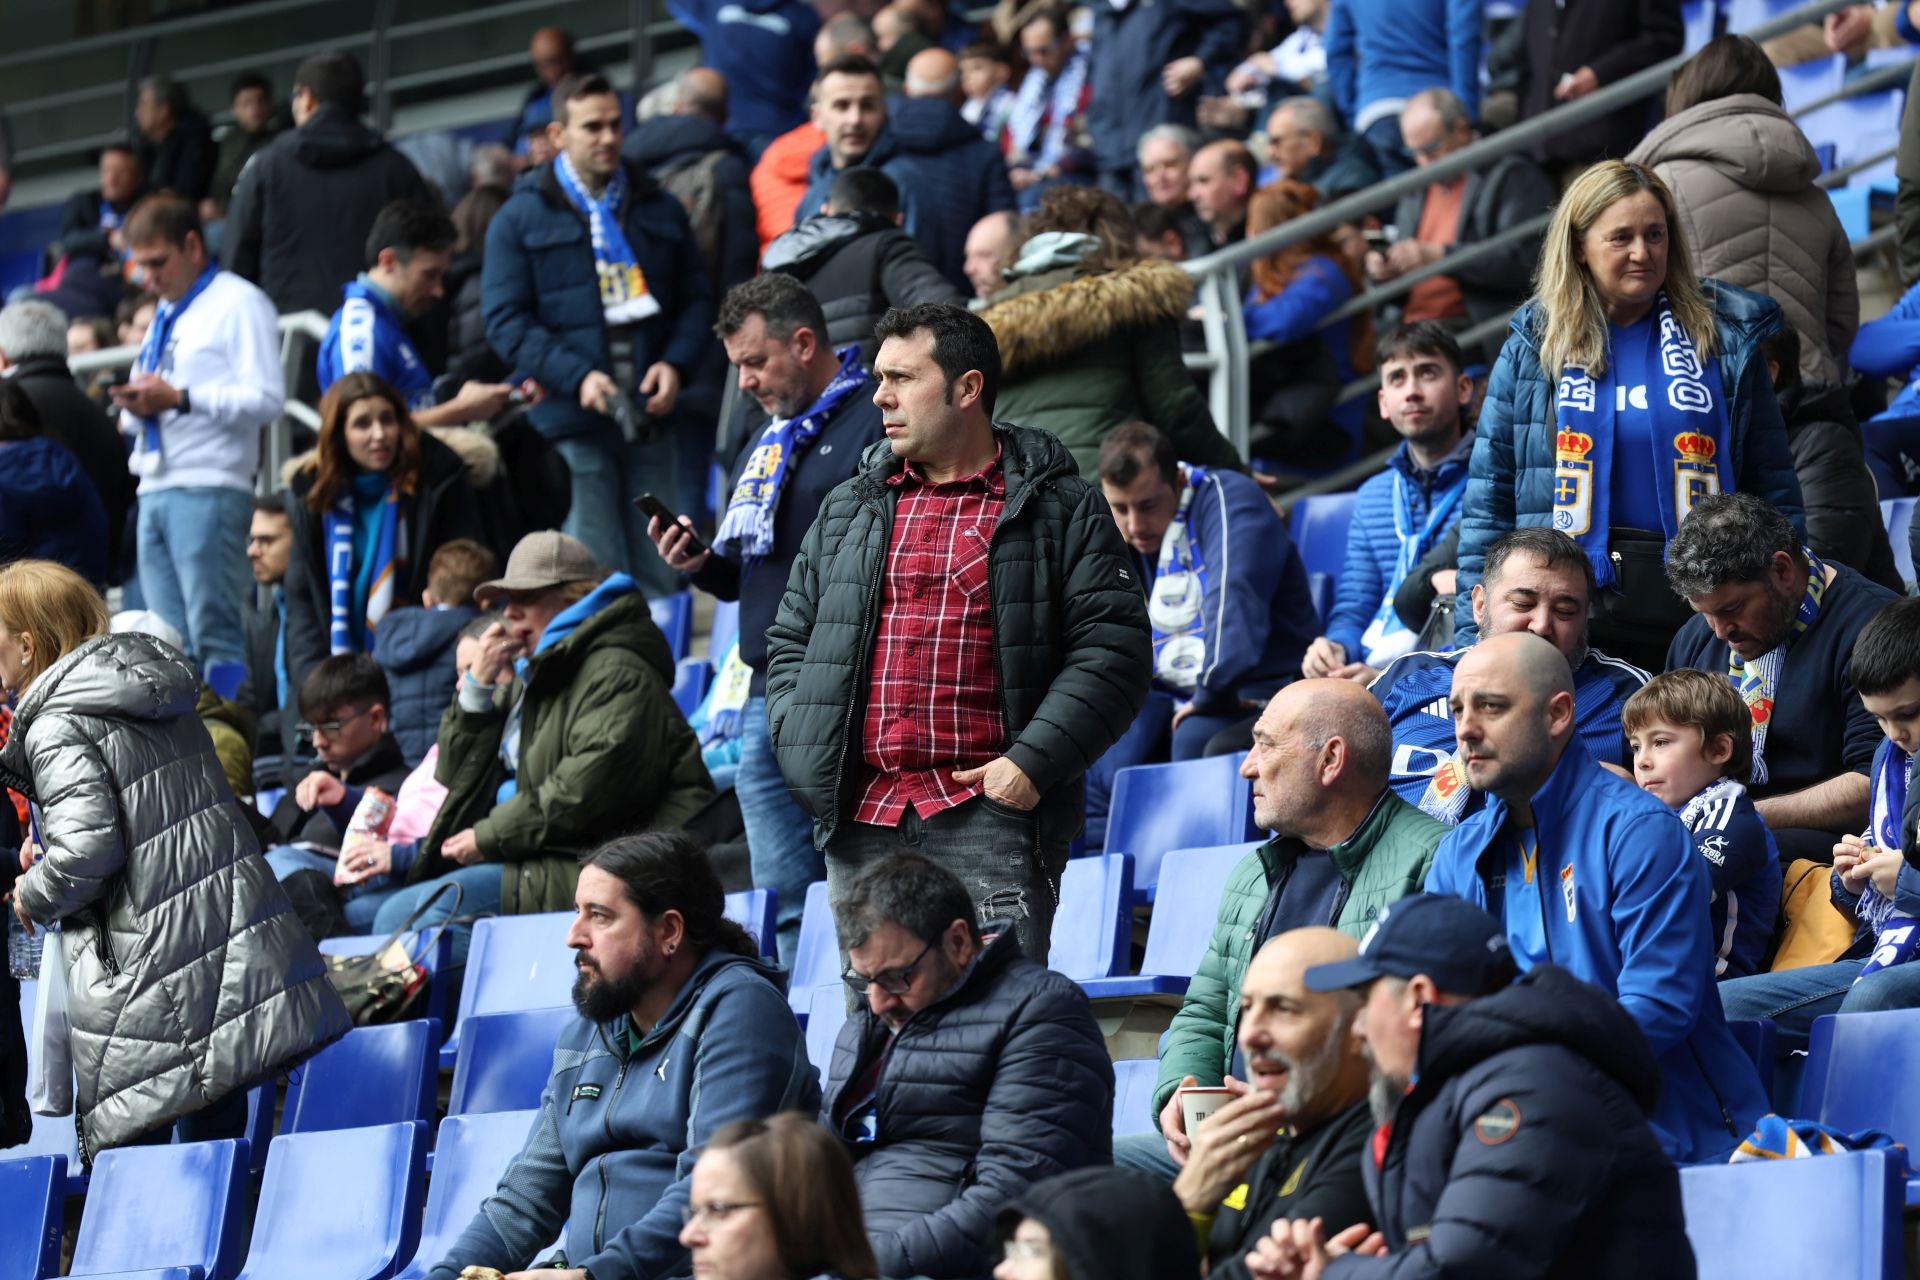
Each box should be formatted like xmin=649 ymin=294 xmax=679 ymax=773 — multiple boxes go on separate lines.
xmin=634 ymin=494 xmax=706 ymax=554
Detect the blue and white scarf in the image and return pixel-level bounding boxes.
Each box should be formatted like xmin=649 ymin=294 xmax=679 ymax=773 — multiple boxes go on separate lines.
xmin=554 ymin=151 xmax=660 ymax=325
xmin=1004 ymin=51 xmax=1089 ymax=172
xmin=1360 ymin=462 xmax=1466 ymax=667
xmin=1148 ymin=465 xmax=1210 ymax=695
xmin=1856 ymin=744 xmax=1917 ymax=980
xmin=1727 ymin=549 xmax=1828 ymax=788
xmin=713 ymin=345 xmax=866 ymax=568
xmin=323 ymin=482 xmax=405 ymax=655
xmin=1550 ymin=292 xmax=1728 ymax=587
xmin=128 ymin=261 xmax=220 ymax=475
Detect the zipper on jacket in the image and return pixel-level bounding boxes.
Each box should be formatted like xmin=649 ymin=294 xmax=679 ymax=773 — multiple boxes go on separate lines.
xmin=982 ymin=473 xmax=1050 ymax=901
xmin=1686 ymin=1040 xmax=1742 ymax=1139
xmin=829 ymin=486 xmax=891 ymax=837
xmin=592 ymin=1051 xmax=634 ymax=1252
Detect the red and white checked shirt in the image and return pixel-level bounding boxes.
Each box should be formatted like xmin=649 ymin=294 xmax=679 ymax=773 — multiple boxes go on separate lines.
xmin=852 ymin=448 xmax=1007 ymax=825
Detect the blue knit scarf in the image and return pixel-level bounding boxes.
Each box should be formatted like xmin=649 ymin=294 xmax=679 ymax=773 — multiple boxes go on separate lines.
xmin=1856 ymin=744 xmax=1917 ymax=980
xmin=323 ymin=477 xmax=404 ymax=655
xmin=1148 ymin=465 xmax=1210 ymax=695
xmin=554 ymin=152 xmax=660 ymax=324
xmin=713 ymin=346 xmax=866 ymax=568
xmin=129 ymin=261 xmax=219 ymax=471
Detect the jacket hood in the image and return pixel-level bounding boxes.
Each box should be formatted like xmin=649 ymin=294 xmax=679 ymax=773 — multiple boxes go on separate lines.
xmin=855 ymin=422 xmax=1079 ymax=492
xmin=623 ymin=114 xmax=740 ymax=168
xmin=1416 ymin=964 xmax=1664 ymax=1113
xmin=608 ymin=944 xmax=786 ymax=1051
xmin=283 ymin=426 xmax=498 ymax=492
xmin=886 ymin=97 xmax=982 ymax=154
xmin=528 ymin=580 xmax=675 ymax=684
xmin=7 ymin=633 xmax=199 ymax=755
xmin=293 ymin=104 xmax=393 ymax=169
xmin=981 ymin=257 xmax=1195 ymax=378
xmin=194 ymin=684 xmax=258 ymax=742
xmin=1632 ymin=94 xmax=1820 ymax=195
xmin=761 ymin=211 xmax=895 ymax=272
xmin=373 ymin=603 xmax=478 ymax=674
xmin=997 ymin=1167 xmax=1200 ymax=1280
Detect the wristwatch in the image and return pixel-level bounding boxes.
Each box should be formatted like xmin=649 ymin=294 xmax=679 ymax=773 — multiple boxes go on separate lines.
xmin=175 ymin=387 xmax=192 ymax=416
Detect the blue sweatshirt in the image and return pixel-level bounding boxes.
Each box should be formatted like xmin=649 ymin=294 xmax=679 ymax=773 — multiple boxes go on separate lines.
xmin=1850 ymin=278 xmax=1920 ymax=498
xmin=1673 ymin=779 xmax=1782 ymax=981
xmin=1325 ymin=0 xmax=1483 ymax=129
xmin=317 ymin=276 xmax=436 ymax=412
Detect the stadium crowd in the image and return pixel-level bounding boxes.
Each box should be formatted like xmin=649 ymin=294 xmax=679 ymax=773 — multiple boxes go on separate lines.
xmin=3 ymin=0 xmax=1920 ymax=1275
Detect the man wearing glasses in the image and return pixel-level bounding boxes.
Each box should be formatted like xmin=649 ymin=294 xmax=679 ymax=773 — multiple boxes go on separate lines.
xmin=822 ymin=853 xmax=1112 ymax=1279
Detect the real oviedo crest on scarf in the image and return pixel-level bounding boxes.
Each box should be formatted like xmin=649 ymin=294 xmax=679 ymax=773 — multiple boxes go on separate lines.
xmin=1552 ymin=422 xmax=1594 ymax=537
xmin=1672 ymin=430 xmax=1719 ymax=526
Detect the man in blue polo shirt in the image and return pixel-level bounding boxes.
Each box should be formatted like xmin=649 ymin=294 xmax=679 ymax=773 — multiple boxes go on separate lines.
xmin=317 ymin=199 xmax=516 ymax=426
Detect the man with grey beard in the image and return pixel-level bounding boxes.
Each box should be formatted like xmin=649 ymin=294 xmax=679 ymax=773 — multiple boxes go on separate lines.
xmin=1172 ymin=928 xmax=1374 ymax=1279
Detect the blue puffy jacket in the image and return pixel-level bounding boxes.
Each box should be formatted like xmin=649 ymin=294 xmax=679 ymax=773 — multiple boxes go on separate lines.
xmin=1425 ymin=737 xmax=1768 ymax=1165
xmin=1086 ymin=0 xmax=1247 ymax=175
xmin=372 ymin=603 xmax=476 ymax=767
xmin=428 ymin=947 xmax=819 ymax=1280
xmin=1323 ymin=438 xmax=1470 ymax=662
xmin=0 ymin=436 xmax=108 ymax=586
xmin=482 ymin=161 xmax=715 ymax=442
xmin=794 ymin=98 xmax=1016 ymax=291
xmin=1454 ymin=280 xmax=1806 ymax=638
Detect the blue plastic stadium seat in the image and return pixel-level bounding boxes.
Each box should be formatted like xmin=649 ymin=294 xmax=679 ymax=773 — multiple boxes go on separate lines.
xmin=672 ymin=657 xmax=713 ymax=717
xmin=1112 ymin=1059 xmax=1160 ymax=1138
xmin=1080 ymin=843 xmax=1251 ymax=1000
xmin=1724 ymin=0 xmax=1807 ymax=32
xmin=1725 ymin=1019 xmax=1776 ymax=1112
xmin=15 ymin=980 xmax=86 ymax=1197
xmin=1305 ymin=572 xmax=1335 ymax=632
xmin=1778 ymin=54 xmax=1846 ymax=112
xmin=1288 ymin=492 xmax=1357 ymax=592
xmin=286 ymin=1019 xmax=440 ymax=1135
xmin=1681 ymin=0 xmax=1719 ymax=54
xmin=1049 ymin=853 xmax=1135 ymax=982
xmin=1106 ymin=755 xmax=1262 ymax=900
xmin=724 ymin=888 xmax=779 ymax=959
xmin=806 ymin=984 xmax=849 ymax=1088
xmin=0 ymin=1155 xmax=64 ymax=1280
xmin=441 ymin=911 xmax=576 ymax=1069
xmin=1801 ymin=88 xmax=1906 ymax=168
xmin=448 ymin=1006 xmax=575 ymax=1117
xmin=233 ymin=1121 xmax=428 ymax=1280
xmin=69 ymin=1139 xmax=247 ymax=1280
xmin=1884 ymin=497 xmax=1915 ymax=587
xmin=1802 ymin=1009 xmax=1920 ymax=1203
xmin=1682 ymin=1151 xmax=1902 ymax=1279
xmin=649 ymin=592 xmax=694 ymax=663
xmin=318 ymin=929 xmax=453 ymax=1031
xmin=709 ymin=599 xmax=740 ymax=663
xmin=391 ymin=1110 xmax=544 ymax=1280
xmin=790 ymin=881 xmax=839 ymax=1021
xmin=202 ymin=658 xmax=246 ymax=702
xmin=1866 ymin=44 xmax=1920 ymax=69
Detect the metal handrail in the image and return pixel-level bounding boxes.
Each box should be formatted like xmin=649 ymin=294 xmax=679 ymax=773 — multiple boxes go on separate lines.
xmin=1316 ymin=213 xmax=1552 ymax=329
xmin=0 ymin=0 xmax=341 ymax=70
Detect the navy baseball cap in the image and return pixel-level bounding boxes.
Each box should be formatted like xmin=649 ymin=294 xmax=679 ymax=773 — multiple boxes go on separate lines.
xmin=1303 ymin=895 xmax=1517 ymax=996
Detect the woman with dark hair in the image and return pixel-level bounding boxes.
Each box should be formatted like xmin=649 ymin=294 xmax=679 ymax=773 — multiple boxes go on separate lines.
xmin=0 ymin=378 xmax=109 ymax=585
xmin=444 ymin=183 xmax=512 ymax=385
xmin=282 ymin=370 xmax=488 ymax=694
xmin=679 ymin=1112 xmax=881 ymax=1280
xmin=1242 ymin=179 xmax=1372 ymax=470
xmin=979 ymin=184 xmax=1245 ymax=479
xmin=1628 ymin=33 xmax=1858 ymax=385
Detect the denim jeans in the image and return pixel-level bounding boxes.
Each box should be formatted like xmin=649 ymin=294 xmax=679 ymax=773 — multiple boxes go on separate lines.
xmin=370 ymin=864 xmax=506 ymax=968
xmin=1720 ymin=958 xmax=1920 ymax=1050
xmin=1113 ymin=1129 xmax=1182 ymax=1178
xmin=736 ymin=697 xmax=822 ymax=968
xmin=827 ymin=794 xmax=1069 ymax=970
xmin=263 ymin=845 xmax=394 ymax=932
xmin=136 ymin=485 xmax=253 ymax=666
xmin=552 ymin=430 xmax=679 ymax=598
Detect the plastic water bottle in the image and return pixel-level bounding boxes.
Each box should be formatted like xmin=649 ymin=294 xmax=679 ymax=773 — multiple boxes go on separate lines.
xmin=8 ymin=907 xmax=41 ymax=979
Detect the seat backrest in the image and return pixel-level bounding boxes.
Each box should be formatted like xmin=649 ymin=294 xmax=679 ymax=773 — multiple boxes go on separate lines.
xmin=1140 ymin=844 xmax=1257 ymax=979
xmin=789 ymin=881 xmax=839 ymax=1018
xmin=724 ymin=888 xmax=778 ymax=959
xmin=806 ymin=984 xmax=850 ymax=1088
xmin=203 ymin=658 xmax=247 ymax=701
xmin=1107 ymin=756 xmax=1260 ymax=895
xmin=650 ymin=592 xmax=694 ymax=663
xmin=1680 ymin=0 xmax=1718 ymax=55
xmin=709 ymin=599 xmax=740 ymax=662
xmin=1288 ymin=492 xmax=1357 ymax=584
xmin=1885 ymin=497 xmax=1915 ymax=587
xmin=1724 ymin=1018 xmax=1777 ymax=1111
xmin=447 ymin=911 xmax=576 ymax=1059
xmin=391 ymin=1110 xmax=543 ymax=1280
xmin=1681 ymin=1151 xmax=1901 ymax=1280
xmin=1777 ymin=54 xmax=1845 ymax=112
xmin=71 ymin=1138 xmax=247 ymax=1278
xmin=0 ymin=1155 xmax=63 ymax=1280
xmin=1112 ymin=1059 xmax=1160 ymax=1138
xmin=449 ymin=1005 xmax=576 ymax=1116
xmin=1802 ymin=1009 xmax=1920 ymax=1146
xmin=286 ymin=1019 xmax=439 ymax=1134
xmin=1049 ymin=853 xmax=1135 ymax=982
xmin=1801 ymin=88 xmax=1907 ymax=166
xmin=236 ymin=1121 xmax=428 ymax=1280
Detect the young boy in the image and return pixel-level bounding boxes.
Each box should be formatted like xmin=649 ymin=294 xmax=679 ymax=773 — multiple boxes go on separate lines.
xmin=1624 ymin=669 xmax=1783 ymax=979
xmin=373 ymin=538 xmax=496 ymax=766
xmin=1833 ymin=597 xmax=1920 ymax=979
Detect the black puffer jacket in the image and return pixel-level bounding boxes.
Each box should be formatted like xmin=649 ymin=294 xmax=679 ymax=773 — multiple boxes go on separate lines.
xmin=765 ymin=424 xmax=1152 ymax=849
xmin=1350 ymin=964 xmax=1694 ymax=1279
xmin=1779 ymin=378 xmax=1905 ymax=593
xmin=822 ymin=930 xmax=1114 ymax=1279
xmin=7 ymin=353 xmax=136 ymax=576
xmin=762 ymin=212 xmax=962 ymax=364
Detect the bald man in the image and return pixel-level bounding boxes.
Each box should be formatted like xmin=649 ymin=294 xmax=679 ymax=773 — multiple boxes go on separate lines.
xmin=903 ymin=47 xmax=963 ymax=104
xmin=1187 ymin=139 xmax=1256 ymax=249
xmin=1173 ymin=929 xmax=1374 ymax=1280
xmin=1115 ymin=679 xmax=1447 ymax=1178
xmin=963 ymin=209 xmax=1018 ymax=299
xmin=511 ymin=27 xmax=586 ymax=153
xmin=623 ymin=67 xmax=760 ymax=293
xmin=1424 ymin=633 xmax=1767 ymax=1166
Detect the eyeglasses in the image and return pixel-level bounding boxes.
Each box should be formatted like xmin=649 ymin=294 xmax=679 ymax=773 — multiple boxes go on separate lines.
xmin=681 ymin=1200 xmax=762 ymax=1227
xmin=1409 ymin=135 xmax=1450 ymax=160
xmin=842 ymin=936 xmax=936 ymax=996
xmin=297 ymin=706 xmax=372 ymax=738
xmin=1003 ymin=1240 xmax=1053 ymax=1262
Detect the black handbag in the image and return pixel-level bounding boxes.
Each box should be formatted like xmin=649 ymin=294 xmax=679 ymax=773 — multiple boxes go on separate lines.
xmin=322 ymin=880 xmax=462 ymax=1026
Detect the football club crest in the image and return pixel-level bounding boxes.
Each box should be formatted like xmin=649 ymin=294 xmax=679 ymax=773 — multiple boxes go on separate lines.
xmin=1672 ymin=431 xmax=1720 ymax=524
xmin=1552 ymin=428 xmax=1594 ymax=536
xmin=1559 ymin=863 xmax=1577 ymax=923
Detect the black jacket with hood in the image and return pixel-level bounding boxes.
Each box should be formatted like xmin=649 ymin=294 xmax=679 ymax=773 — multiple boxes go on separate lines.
xmin=622 ymin=113 xmax=760 ymax=297
xmin=998 ymin=1166 xmax=1201 ymax=1280
xmin=762 ymin=211 xmax=962 ymax=364
xmin=1778 ymin=377 xmax=1905 ymax=593
xmin=224 ymin=103 xmax=436 ymax=315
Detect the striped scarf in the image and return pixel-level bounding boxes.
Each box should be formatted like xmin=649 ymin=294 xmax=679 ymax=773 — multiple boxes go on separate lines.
xmin=554 ymin=151 xmax=660 ymax=325
xmin=323 ymin=481 xmax=405 ymax=655
xmin=1727 ymin=549 xmax=1827 ymax=788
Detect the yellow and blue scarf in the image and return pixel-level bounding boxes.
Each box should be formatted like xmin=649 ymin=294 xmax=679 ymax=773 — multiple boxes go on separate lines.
xmin=554 ymin=152 xmax=660 ymax=325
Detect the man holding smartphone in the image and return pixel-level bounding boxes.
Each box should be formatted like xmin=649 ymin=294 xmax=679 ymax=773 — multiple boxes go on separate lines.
xmin=648 ymin=273 xmax=883 ymax=965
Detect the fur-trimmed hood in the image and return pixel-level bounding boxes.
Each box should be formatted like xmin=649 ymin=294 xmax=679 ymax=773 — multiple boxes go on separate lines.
xmin=280 ymin=424 xmax=500 ymax=491
xmin=980 ymin=257 xmax=1195 ymax=379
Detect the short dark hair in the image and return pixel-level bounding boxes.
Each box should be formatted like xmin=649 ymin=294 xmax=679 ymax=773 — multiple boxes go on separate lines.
xmin=1097 ymin=421 xmax=1178 ymax=488
xmin=835 ymin=852 xmax=979 ymax=949
xmin=459 ymin=610 xmax=502 ymax=641
xmin=1376 ymin=320 xmax=1465 ymax=379
xmin=579 ymin=831 xmax=759 ymax=958
xmin=298 ymin=652 xmax=389 ymax=719
xmin=828 ymin=167 xmax=900 ymax=219
xmin=123 ymin=193 xmax=203 ymax=250
xmin=816 ymin=53 xmax=884 ymax=87
xmin=365 ymin=200 xmax=456 ymax=269
xmin=229 ymin=70 xmax=272 ymax=101
xmin=98 ymin=141 xmax=140 ymax=165
xmin=293 ymin=51 xmax=366 ymax=114
xmin=1759 ymin=325 xmax=1802 ymax=396
xmin=716 ymin=272 xmax=830 ymax=344
xmin=553 ymin=72 xmax=619 ymax=126
xmin=1482 ymin=526 xmax=1596 ymax=597
xmin=427 ymin=538 xmax=498 ymax=606
xmin=1850 ymin=597 xmax=1920 ymax=698
xmin=1666 ymin=33 xmax=1782 ymax=117
xmin=1019 ymin=7 xmax=1068 ymax=40
xmin=959 ymin=40 xmax=1012 ymax=66
xmin=0 ymin=380 xmax=45 ymax=444
xmin=1132 ymin=201 xmax=1181 ymax=242
xmin=1664 ymin=493 xmax=1799 ymax=599
xmin=873 ymin=302 xmax=1002 ymax=418
xmin=251 ymin=493 xmax=287 ymax=518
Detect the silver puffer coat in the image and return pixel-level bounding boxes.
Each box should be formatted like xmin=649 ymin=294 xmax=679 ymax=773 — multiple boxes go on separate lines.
xmin=4 ymin=632 xmax=349 ymax=1154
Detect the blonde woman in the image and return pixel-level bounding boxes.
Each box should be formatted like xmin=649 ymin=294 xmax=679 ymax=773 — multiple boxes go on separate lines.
xmin=1 ymin=559 xmax=347 ymax=1154
xmin=1454 ymin=160 xmax=1804 ymax=669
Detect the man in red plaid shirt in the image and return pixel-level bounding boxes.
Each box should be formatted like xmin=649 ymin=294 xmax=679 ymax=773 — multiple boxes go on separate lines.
xmin=767 ymin=303 xmax=1152 ymax=962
